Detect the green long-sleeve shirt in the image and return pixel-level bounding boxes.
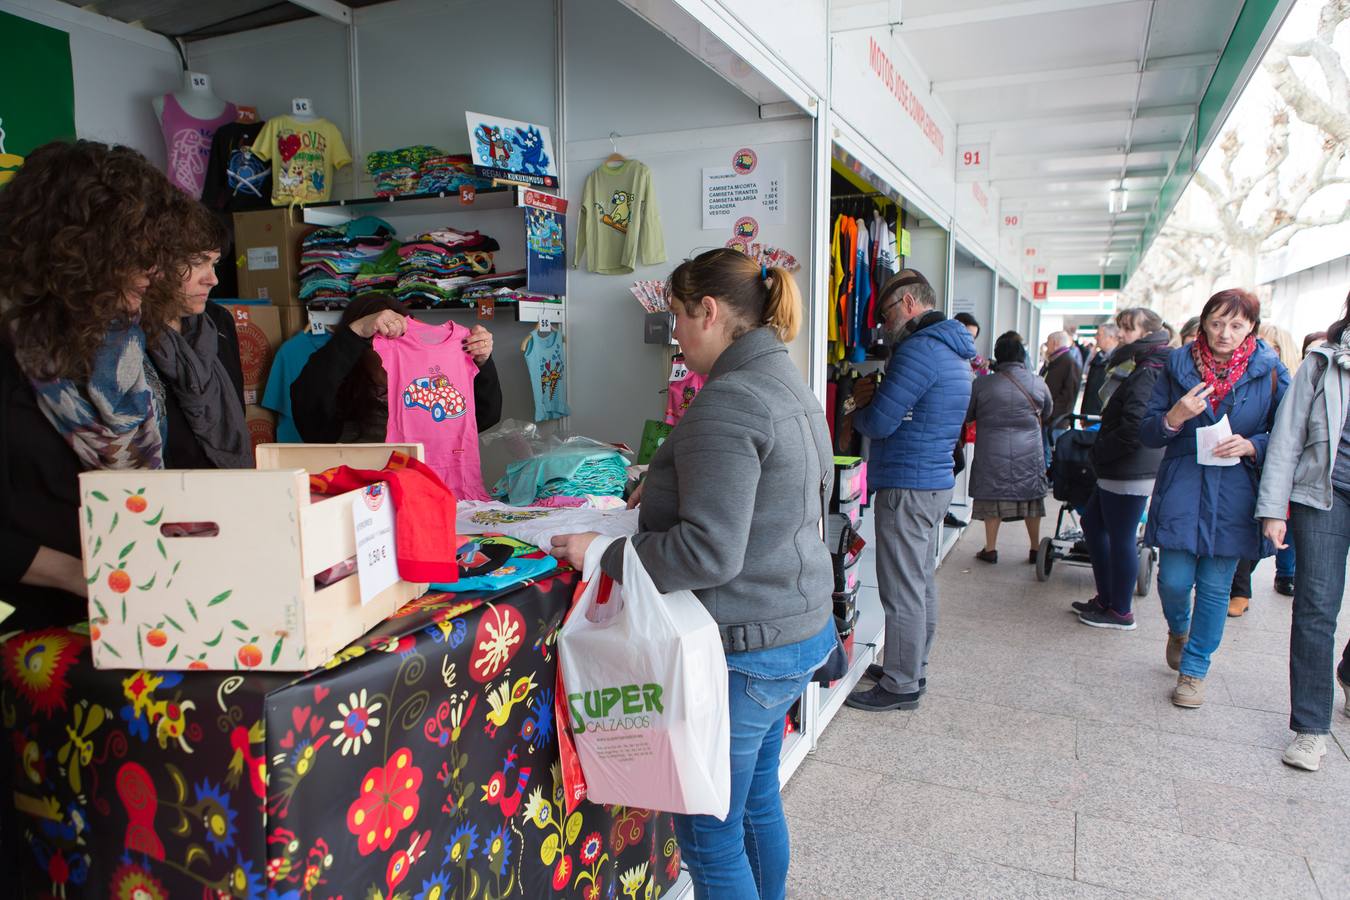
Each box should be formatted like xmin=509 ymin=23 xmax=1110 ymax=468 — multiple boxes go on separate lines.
xmin=575 ymin=160 xmax=666 ymax=275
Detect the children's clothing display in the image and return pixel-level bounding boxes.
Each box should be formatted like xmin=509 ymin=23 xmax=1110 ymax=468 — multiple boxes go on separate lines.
xmin=490 ymin=448 xmax=628 ymax=507
xmin=455 ymin=501 xmax=638 ymax=548
xmin=299 ymin=217 xmax=397 ymax=307
xmin=523 ymin=328 xmax=569 ymax=421
xmin=261 ymin=329 xmax=331 ymax=442
xmin=576 ymin=160 xmax=665 ymax=274
xmin=665 ymin=368 xmax=706 ymax=426
xmin=374 ymin=318 xmax=491 ymax=501
xmin=828 ymin=197 xmax=901 ymax=364
xmin=159 ymin=94 xmax=239 ymax=198
xmin=308 ymin=450 xmax=461 ymax=583
xmin=251 ymin=115 xmax=352 ymax=206
xmin=395 ymin=230 xmax=500 ymax=307
xmin=429 ymin=533 xmax=558 ymax=593
xmin=201 ymin=121 xmax=271 ymax=212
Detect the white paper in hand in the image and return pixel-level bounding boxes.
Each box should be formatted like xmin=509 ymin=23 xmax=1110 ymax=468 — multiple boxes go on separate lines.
xmin=1196 ymin=415 xmax=1240 ymax=467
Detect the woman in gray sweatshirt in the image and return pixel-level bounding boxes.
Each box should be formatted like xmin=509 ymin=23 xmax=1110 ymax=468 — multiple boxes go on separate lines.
xmin=551 ymin=248 xmax=835 ymax=900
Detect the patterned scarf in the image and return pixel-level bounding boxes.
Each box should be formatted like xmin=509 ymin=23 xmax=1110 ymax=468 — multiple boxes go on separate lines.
xmin=1191 ymin=332 xmax=1257 ymax=412
xmin=26 ymin=322 xmax=166 ymax=470
xmin=1332 ymin=330 xmax=1350 ymax=371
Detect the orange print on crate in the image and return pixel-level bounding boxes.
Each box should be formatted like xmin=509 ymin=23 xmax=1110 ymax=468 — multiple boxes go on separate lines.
xmin=107 ymin=570 xmax=132 ymax=594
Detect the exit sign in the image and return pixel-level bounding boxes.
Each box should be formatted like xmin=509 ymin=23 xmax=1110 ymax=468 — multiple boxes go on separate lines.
xmin=1033 ymin=281 xmax=1048 ymax=300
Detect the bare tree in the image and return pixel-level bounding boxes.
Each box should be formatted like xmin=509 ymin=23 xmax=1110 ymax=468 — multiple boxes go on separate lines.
xmin=1267 ymin=0 xmax=1350 ymax=146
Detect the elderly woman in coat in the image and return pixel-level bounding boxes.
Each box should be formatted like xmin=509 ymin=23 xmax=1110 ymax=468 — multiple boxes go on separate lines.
xmin=967 ymin=331 xmax=1053 ymax=564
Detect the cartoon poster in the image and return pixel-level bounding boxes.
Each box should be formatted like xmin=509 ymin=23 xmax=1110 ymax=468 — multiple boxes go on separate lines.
xmin=465 ymin=111 xmax=558 ymax=188
xmin=523 ymin=191 xmax=567 ymax=297
xmin=0 ymin=12 xmax=76 ymax=185
xmin=701 ymin=146 xmax=786 ymax=230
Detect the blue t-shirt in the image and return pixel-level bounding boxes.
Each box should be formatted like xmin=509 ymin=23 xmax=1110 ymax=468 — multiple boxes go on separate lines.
xmin=523 ymin=329 xmax=570 ymax=422
xmin=261 ymin=330 xmax=331 ymax=442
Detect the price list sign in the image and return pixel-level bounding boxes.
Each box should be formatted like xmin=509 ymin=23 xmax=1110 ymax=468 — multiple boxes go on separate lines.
xmin=702 ymin=152 xmax=787 ymax=230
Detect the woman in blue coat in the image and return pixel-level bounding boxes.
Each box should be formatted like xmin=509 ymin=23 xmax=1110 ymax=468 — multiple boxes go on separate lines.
xmin=1140 ymin=289 xmax=1289 ymax=709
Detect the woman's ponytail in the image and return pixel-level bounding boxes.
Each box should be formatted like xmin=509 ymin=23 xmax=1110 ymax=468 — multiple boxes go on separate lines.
xmin=761 ymin=265 xmax=801 ymax=343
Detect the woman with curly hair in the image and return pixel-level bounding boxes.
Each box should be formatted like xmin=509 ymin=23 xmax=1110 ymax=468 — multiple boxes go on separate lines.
xmin=0 ymin=140 xmax=248 ymax=630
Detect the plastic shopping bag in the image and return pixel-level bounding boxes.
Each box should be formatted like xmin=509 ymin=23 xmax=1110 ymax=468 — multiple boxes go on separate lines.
xmin=556 ymin=536 xmax=730 ymax=817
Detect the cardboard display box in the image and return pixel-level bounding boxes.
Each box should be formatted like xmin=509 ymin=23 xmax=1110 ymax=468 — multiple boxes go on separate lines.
xmin=233 ymin=207 xmax=312 ymax=305
xmin=217 ymin=299 xmax=282 ymax=404
xmin=245 ymin=405 xmax=276 ymax=453
xmin=277 ymin=304 xmax=310 ymax=341
xmin=80 ymin=443 xmax=428 ymax=671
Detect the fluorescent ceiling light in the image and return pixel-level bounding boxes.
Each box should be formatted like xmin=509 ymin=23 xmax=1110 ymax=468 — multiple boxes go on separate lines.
xmin=1108 ymin=187 xmax=1129 ymax=214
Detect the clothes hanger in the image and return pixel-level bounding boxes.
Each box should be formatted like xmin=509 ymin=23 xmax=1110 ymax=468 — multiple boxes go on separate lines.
xmin=520 ymin=321 xmax=565 ymax=352
xmin=603 ymin=132 xmax=625 ymax=168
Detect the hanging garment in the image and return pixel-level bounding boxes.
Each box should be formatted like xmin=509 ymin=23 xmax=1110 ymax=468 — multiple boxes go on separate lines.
xmin=576 ymin=160 xmax=666 ymax=274
xmin=202 ymin=121 xmax=271 ymax=212
xmin=159 ymin=94 xmax=239 ymax=198
xmin=374 ymin=318 xmax=491 ymax=500
xmin=251 ymin=115 xmax=352 ymax=206
xmin=523 ymin=329 xmax=570 ymax=421
xmin=261 ymin=330 xmax=331 ymax=442
xmin=665 ymin=369 xmax=707 ymax=427
xmin=850 ymin=218 xmax=871 ymax=357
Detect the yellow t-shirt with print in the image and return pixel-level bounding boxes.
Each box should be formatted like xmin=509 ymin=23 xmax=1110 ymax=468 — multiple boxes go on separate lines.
xmin=252 ymin=115 xmax=351 ymax=206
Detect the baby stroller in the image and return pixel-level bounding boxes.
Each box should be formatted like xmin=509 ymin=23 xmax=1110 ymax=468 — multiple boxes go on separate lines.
xmin=1034 ymin=415 xmax=1156 ymax=596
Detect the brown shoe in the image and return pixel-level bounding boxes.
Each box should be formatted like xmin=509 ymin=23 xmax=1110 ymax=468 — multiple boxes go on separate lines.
xmin=1166 ymin=633 xmax=1188 ymax=671
xmin=1172 ymin=674 xmax=1205 ymax=708
xmin=1228 ymin=596 xmax=1249 ymax=617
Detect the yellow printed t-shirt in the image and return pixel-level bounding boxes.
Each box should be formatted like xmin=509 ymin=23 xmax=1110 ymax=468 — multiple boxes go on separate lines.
xmin=252 ymin=115 xmax=351 ymax=205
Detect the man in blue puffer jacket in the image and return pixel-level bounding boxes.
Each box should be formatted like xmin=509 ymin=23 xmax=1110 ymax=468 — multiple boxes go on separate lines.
xmin=846 ymin=269 xmax=977 ymax=712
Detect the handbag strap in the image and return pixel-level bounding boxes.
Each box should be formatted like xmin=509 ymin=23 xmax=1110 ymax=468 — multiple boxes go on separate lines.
xmin=998 ymin=369 xmax=1045 ymax=424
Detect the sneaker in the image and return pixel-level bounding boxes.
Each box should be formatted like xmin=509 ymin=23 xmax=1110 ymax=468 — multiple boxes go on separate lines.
xmin=845 ymin=683 xmax=921 ymax=712
xmin=1166 ymin=633 xmax=1188 ymax=671
xmin=864 ymin=664 xmax=926 ymax=694
xmin=1071 ymin=596 xmax=1106 ymax=615
xmin=1172 ymin=674 xmax=1205 ymax=708
xmin=1078 ymin=608 xmax=1137 ymax=630
xmin=975 ymin=549 xmax=998 ymax=564
xmin=1282 ymin=733 xmax=1327 ymax=771
xmin=1228 ymin=596 xmax=1250 ymax=617
xmin=1274 ymin=576 xmax=1295 ymax=596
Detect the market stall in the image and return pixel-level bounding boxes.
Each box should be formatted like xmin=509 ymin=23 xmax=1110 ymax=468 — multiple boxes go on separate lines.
xmin=2 ymin=570 xmax=680 ymax=899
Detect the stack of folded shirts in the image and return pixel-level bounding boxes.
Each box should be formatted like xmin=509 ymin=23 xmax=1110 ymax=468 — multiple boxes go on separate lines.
xmin=299 ymin=216 xmax=397 ymax=309
xmin=394 ymin=229 xmax=500 ymax=308
xmin=366 ymin=145 xmax=444 ymax=197
xmin=415 ymin=155 xmax=494 ymax=195
xmin=491 ymin=448 xmax=630 ymax=506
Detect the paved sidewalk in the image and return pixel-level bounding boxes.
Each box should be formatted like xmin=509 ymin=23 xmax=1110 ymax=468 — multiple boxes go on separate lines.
xmin=783 ymin=517 xmax=1350 ymax=899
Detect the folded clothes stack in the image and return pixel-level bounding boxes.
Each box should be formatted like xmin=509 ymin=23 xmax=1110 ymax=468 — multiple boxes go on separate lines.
xmin=491 ymin=448 xmax=630 ymax=506
xmin=299 ymin=216 xmax=397 ymax=309
xmin=366 ymin=145 xmax=444 ymax=197
xmin=394 ymin=228 xmax=500 ymax=308
xmin=415 ymin=154 xmax=494 ymax=195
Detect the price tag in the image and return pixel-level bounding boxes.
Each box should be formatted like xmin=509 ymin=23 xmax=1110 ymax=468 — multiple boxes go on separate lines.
xmin=352 ymin=484 xmax=398 ymax=605
xmin=309 ymin=317 xmax=327 ymax=335
xmin=459 ymin=184 xmax=476 ymax=205
xmin=291 ymin=97 xmax=312 ymax=116
xmin=190 ymin=73 xmax=210 ymax=90
xmin=477 ymin=297 xmax=495 ymax=320
xmin=669 ymin=360 xmax=689 ymax=382
xmin=538 ymin=315 xmax=553 ymax=334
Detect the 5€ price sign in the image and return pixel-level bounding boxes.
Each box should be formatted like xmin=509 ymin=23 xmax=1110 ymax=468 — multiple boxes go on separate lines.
xmin=353 ymin=483 xmax=399 ymax=605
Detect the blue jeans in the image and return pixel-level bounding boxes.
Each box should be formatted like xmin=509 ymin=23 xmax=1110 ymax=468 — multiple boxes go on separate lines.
xmin=1081 ymin=487 xmax=1148 ymax=615
xmin=1289 ymin=496 xmax=1350 ymax=734
xmin=1157 ymin=549 xmax=1240 ymax=678
xmin=674 ymin=625 xmax=832 ymax=899
xmin=1276 ymin=541 xmax=1296 ymax=579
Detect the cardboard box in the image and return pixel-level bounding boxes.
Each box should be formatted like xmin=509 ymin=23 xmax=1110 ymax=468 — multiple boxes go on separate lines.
xmin=278 ymin=305 xmax=310 ymax=341
xmin=80 ymin=443 xmax=428 ymax=671
xmin=218 ymin=300 xmax=282 ymax=404
xmin=233 ymin=208 xmax=311 ymax=305
xmin=245 ymin=405 xmax=276 ymax=454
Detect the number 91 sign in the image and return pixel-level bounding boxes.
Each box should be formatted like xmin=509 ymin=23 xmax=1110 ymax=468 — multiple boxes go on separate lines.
xmin=956 ymin=143 xmax=989 ymax=182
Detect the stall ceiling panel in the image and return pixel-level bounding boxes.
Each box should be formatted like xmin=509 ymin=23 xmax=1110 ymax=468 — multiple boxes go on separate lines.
xmin=57 ymin=0 xmax=390 ymax=39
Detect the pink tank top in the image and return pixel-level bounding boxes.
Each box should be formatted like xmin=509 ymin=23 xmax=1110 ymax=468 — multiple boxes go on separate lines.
xmin=374 ymin=319 xmax=490 ymax=500
xmin=160 ymin=93 xmax=238 ymax=197
xmin=665 ymin=370 xmax=708 ymax=426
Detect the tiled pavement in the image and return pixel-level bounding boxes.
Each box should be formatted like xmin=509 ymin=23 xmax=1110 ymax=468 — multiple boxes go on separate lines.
xmin=782 ymin=517 xmax=1350 ymax=899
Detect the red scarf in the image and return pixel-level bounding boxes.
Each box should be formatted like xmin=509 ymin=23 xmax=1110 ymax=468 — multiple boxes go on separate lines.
xmin=1192 ymin=333 xmax=1257 ymax=411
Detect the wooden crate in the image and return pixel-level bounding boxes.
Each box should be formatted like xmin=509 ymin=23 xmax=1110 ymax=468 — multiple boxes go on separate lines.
xmin=81 ymin=443 xmax=428 ymax=671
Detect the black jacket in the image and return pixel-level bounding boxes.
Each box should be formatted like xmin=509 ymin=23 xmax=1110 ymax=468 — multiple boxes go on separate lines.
xmin=0 ymin=302 xmax=244 ymax=631
xmin=290 ymin=324 xmax=502 ymax=443
xmin=1091 ymin=334 xmax=1171 ymax=480
xmin=1081 ymin=349 xmax=1109 ymax=416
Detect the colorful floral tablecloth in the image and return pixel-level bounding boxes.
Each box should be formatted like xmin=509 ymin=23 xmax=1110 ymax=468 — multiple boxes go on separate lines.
xmin=1 ymin=570 xmax=680 ymax=899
